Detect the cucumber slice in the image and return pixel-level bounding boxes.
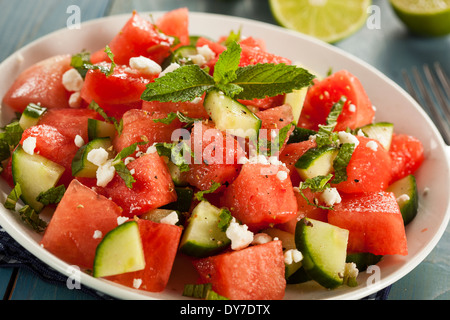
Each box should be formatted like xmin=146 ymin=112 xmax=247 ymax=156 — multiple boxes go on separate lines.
xmin=203 ymin=89 xmax=262 ymax=140
xmin=19 ymin=103 xmax=47 ymax=130
xmin=71 ymin=137 xmax=113 ymax=178
xmin=295 ymin=218 xmax=349 ymax=289
xmin=11 ymin=145 xmax=65 ymax=212
xmin=93 ymin=221 xmax=145 ymax=278
xmin=161 ymin=187 xmax=194 ymax=213
xmin=284 ymin=87 xmax=307 ymax=126
xmin=172 ymin=45 xmax=199 ymax=65
xmin=287 ymin=127 xmax=317 ymax=144
xmin=87 ymin=119 xmax=116 ymax=141
xmin=386 ymin=174 xmax=419 ymax=225
xmin=167 ymin=161 xmax=188 ymax=186
xmin=358 ymin=122 xmax=394 ymax=150
xmin=346 ymin=252 xmax=383 ymax=272
xmin=286 ymin=266 xmax=311 ymax=285
xmin=179 ymin=201 xmax=231 ymax=258
xmin=295 ymin=146 xmax=339 ymax=180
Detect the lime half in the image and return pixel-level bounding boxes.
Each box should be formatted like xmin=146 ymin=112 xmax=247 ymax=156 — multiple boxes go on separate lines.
xmin=389 ymin=0 xmax=450 ymax=37
xmin=269 ymin=0 xmax=372 ymax=43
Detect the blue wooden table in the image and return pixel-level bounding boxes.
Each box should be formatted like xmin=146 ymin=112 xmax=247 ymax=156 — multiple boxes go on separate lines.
xmin=0 ymin=0 xmax=449 ymax=300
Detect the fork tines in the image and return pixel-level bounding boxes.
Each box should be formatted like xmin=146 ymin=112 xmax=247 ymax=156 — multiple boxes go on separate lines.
xmin=402 ymin=62 xmax=450 ymax=145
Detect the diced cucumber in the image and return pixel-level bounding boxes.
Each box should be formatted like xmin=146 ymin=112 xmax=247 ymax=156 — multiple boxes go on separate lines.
xmin=11 ymin=145 xmax=65 ymax=212
xmin=386 ymin=174 xmax=419 ymax=225
xmin=286 ymin=266 xmax=311 ymax=285
xmin=71 ymin=137 xmax=113 ymax=178
xmin=203 ymin=89 xmax=262 ymax=140
xmin=172 ymin=45 xmax=199 ymax=65
xmin=93 ymin=221 xmax=145 ymax=278
xmin=346 ymin=252 xmax=383 ymax=272
xmin=295 ymin=146 xmax=339 ymax=180
xmin=140 ymin=208 xmax=185 ymax=226
xmin=287 ymin=127 xmax=317 ymax=144
xmin=179 ymin=201 xmax=231 ymax=258
xmin=19 ymin=103 xmax=47 ymax=130
xmin=358 ymin=122 xmax=394 ymax=150
xmin=284 ymin=87 xmax=307 ymax=126
xmin=161 ymin=187 xmax=194 ymax=213
xmin=167 ymin=161 xmax=188 ymax=186
xmin=295 ymin=218 xmax=349 ymax=289
xmin=87 ymin=119 xmax=116 ymax=141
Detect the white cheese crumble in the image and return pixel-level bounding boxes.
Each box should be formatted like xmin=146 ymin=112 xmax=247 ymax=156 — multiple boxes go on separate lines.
xmin=158 ymin=62 xmax=180 ymax=78
xmin=226 ymin=218 xmax=254 ymax=250
xmin=251 ymin=233 xmax=273 ymax=245
xmin=366 ymin=140 xmax=378 ymax=152
xmin=197 ymin=45 xmax=216 ymax=62
xmin=344 ymin=262 xmax=359 ymax=279
xmin=276 ymin=170 xmax=288 ymax=181
xmin=96 ymin=160 xmax=115 ymax=187
xmin=62 ymin=68 xmax=84 ymax=92
xmin=124 ymin=157 xmax=135 ymax=165
xmin=320 ymin=187 xmax=342 ymax=206
xmin=396 ymin=194 xmax=410 ymax=206
xmin=93 ymin=230 xmax=103 ymax=239
xmin=133 ymin=278 xmax=143 ymax=289
xmin=129 ymin=56 xmax=162 ymax=75
xmin=348 ymin=104 xmax=356 ymax=112
xmin=87 ymin=148 xmax=109 ymax=166
xmin=284 ymin=249 xmax=303 ymax=265
xmin=117 ymin=216 xmax=128 ymax=225
xmin=69 ymin=91 xmax=82 ymax=108
xmin=160 ymin=211 xmax=179 ymax=225
xmin=338 ymin=131 xmax=360 ymax=147
xmin=22 ymin=137 xmax=37 ymax=155
xmin=74 ymin=135 xmax=85 ymax=148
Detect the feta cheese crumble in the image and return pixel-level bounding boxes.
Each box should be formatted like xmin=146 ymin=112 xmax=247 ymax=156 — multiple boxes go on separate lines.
xmin=62 ymin=68 xmax=84 ymax=92
xmin=320 ymin=187 xmax=342 ymax=206
xmin=74 ymin=135 xmax=85 ymax=148
xmin=93 ymin=230 xmax=103 ymax=239
xmin=158 ymin=62 xmax=180 ymax=78
xmin=129 ymin=56 xmax=162 ymax=75
xmin=87 ymin=148 xmax=109 ymax=166
xmin=22 ymin=137 xmax=37 ymax=155
xmin=117 ymin=216 xmax=128 ymax=225
xmin=276 ymin=170 xmax=288 ymax=181
xmin=96 ymin=160 xmax=115 ymax=187
xmin=69 ymin=91 xmax=82 ymax=108
xmin=366 ymin=140 xmax=378 ymax=152
xmin=338 ymin=131 xmax=360 ymax=147
xmin=396 ymin=194 xmax=410 ymax=206
xmin=284 ymin=249 xmax=303 ymax=265
xmin=251 ymin=233 xmax=273 ymax=245
xmin=160 ymin=211 xmax=179 ymax=225
xmin=226 ymin=218 xmax=254 ymax=250
xmin=133 ymin=278 xmax=143 ymax=289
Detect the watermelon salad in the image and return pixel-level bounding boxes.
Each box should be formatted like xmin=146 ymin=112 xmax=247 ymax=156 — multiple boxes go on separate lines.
xmin=0 ymin=8 xmax=425 ymax=300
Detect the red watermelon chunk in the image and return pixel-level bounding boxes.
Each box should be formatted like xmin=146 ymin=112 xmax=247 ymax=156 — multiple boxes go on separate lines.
xmin=328 ymin=192 xmax=408 ymax=256
xmin=279 ymin=139 xmax=317 ymax=186
xmin=156 ymin=7 xmax=190 ymax=48
xmin=299 ymin=70 xmax=375 ymax=131
xmin=107 ymin=219 xmax=182 ymax=292
xmin=20 ymin=125 xmax=79 ymax=187
xmin=113 ymin=109 xmax=183 ymax=153
xmin=95 ymin=152 xmax=177 ymax=217
xmin=333 ymin=135 xmax=392 ymax=194
xmin=220 ymin=163 xmax=298 ymax=232
xmin=388 ymin=133 xmax=424 ymax=183
xmin=192 ymin=241 xmax=286 ymax=300
xmin=2 ymin=55 xmax=72 ymax=113
xmin=38 ymin=108 xmax=100 ymax=142
xmin=142 ymin=95 xmax=209 ymax=120
xmin=90 ymin=11 xmax=172 ymax=66
xmin=185 ymin=122 xmax=245 ymax=191
xmin=40 ymin=180 xmax=123 ymax=269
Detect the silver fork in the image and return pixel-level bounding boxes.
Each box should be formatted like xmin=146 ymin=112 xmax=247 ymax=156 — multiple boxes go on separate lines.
xmin=402 ymin=62 xmax=450 ymax=145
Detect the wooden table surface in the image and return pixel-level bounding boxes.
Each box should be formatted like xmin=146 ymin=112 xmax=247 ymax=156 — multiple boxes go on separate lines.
xmin=0 ymin=0 xmax=449 ymax=300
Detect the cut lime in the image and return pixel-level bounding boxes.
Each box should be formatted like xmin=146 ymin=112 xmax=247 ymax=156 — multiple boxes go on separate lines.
xmin=389 ymin=0 xmax=450 ymax=37
xmin=269 ymin=0 xmax=372 ymax=43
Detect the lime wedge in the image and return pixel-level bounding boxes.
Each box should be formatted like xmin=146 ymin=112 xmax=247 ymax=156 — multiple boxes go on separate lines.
xmin=389 ymin=0 xmax=450 ymax=37
xmin=269 ymin=0 xmax=371 ymax=43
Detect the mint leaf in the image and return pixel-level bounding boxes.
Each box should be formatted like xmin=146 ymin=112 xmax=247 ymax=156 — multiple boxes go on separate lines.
xmin=5 ymin=183 xmax=22 ymax=211
xmin=112 ymin=140 xmax=148 ymax=188
xmin=141 ymin=64 xmax=215 ymax=102
xmin=232 ymin=63 xmax=315 ymax=100
xmin=315 ymin=96 xmax=346 ymax=148
xmin=71 ymin=46 xmax=116 ymax=79
xmin=104 ymin=45 xmax=116 ymax=77
xmin=88 ymin=101 xmax=123 ymax=135
xmin=218 ymin=208 xmax=233 ymax=232
xmin=298 ymin=174 xmax=334 ymax=210
xmin=222 ymin=28 xmax=242 ymax=46
xmin=152 ymin=111 xmax=203 ymax=129
xmin=153 ymin=112 xmax=178 ymax=125
xmin=36 ymin=185 xmax=66 ymax=205
xmin=194 ymin=182 xmax=222 ymax=201
xmin=154 ymin=142 xmax=191 ymax=172
xmin=0 ymin=120 xmax=24 ymax=162
xmin=213 ymin=41 xmax=241 ymax=85
xmin=18 ymin=205 xmax=47 ymax=233
xmin=332 ymin=143 xmax=355 ymax=184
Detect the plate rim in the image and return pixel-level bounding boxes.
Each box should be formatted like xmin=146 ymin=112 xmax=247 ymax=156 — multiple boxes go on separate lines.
xmin=0 ymin=10 xmax=449 ymax=301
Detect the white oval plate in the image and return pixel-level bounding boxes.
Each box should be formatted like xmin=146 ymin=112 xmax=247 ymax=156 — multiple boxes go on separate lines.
xmin=0 ymin=12 xmax=449 ymax=300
